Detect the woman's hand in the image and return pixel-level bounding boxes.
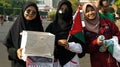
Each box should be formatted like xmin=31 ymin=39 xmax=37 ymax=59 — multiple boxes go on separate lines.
xmin=97 ymin=38 xmax=103 ymax=46
xmin=17 ymin=48 xmax=23 ymax=59
xmin=20 ymin=32 xmax=23 ymax=35
xmin=97 ymin=35 xmax=105 ymax=46
xmin=58 ymin=39 xmax=69 ymax=49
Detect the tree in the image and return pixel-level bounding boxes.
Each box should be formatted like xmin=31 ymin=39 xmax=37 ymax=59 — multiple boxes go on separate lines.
xmin=115 ymin=0 xmax=120 ymax=18
xmin=0 ymin=0 xmax=11 ymax=8
xmin=69 ymin=0 xmax=80 ymax=13
xmin=115 ymin=0 xmax=120 ymax=6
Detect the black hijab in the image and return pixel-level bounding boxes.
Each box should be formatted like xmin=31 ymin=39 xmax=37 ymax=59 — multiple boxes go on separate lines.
xmin=52 ymin=0 xmax=73 ymax=39
xmin=20 ymin=2 xmax=44 ymax=31
xmin=45 ymin=0 xmax=74 ymax=66
xmin=4 ymin=2 xmax=44 ymax=49
xmin=3 ymin=2 xmax=43 ymax=67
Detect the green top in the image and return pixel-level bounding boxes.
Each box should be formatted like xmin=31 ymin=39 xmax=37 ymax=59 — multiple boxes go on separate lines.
xmin=99 ymin=12 xmax=115 ymax=22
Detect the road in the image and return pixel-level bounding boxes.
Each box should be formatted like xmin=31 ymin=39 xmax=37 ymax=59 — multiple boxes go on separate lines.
xmin=0 ymin=20 xmax=91 ymax=67
xmin=0 ymin=21 xmax=13 ymax=67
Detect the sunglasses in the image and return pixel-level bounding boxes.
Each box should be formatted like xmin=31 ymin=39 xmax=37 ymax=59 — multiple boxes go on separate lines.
xmin=25 ymin=9 xmax=37 ymax=16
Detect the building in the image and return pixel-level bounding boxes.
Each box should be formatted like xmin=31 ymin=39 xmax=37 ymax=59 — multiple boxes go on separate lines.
xmin=79 ymin=0 xmax=115 ymax=5
xmin=36 ymin=0 xmax=52 ymax=12
xmin=79 ymin=0 xmax=97 ymax=5
xmin=52 ymin=0 xmax=61 ymax=8
xmin=36 ymin=0 xmax=60 ymax=12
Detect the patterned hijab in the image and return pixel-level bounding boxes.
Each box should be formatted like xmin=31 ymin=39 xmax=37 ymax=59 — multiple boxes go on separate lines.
xmin=82 ymin=3 xmax=100 ymax=33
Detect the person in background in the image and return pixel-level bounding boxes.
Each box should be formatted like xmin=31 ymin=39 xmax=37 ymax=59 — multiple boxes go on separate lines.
xmin=82 ymin=3 xmax=120 ymax=67
xmin=46 ymin=0 xmax=86 ymax=67
xmin=109 ymin=4 xmax=116 ymax=20
xmin=98 ymin=0 xmax=116 ymax=22
xmin=3 ymin=2 xmax=43 ymax=67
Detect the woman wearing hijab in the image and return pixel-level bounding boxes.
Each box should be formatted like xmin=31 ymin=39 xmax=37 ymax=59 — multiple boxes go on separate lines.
xmin=4 ymin=2 xmax=43 ymax=67
xmin=82 ymin=3 xmax=120 ymax=67
xmin=45 ymin=0 xmax=85 ymax=67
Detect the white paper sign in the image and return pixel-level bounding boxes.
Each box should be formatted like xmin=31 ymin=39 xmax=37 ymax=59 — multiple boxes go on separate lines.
xmin=20 ymin=30 xmax=55 ymax=61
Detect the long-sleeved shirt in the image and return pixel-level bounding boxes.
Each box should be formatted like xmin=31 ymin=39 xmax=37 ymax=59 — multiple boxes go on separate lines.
xmin=84 ymin=18 xmax=120 ymax=67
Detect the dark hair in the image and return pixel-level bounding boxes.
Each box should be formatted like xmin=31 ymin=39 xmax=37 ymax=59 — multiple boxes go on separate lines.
xmin=23 ymin=2 xmax=38 ymax=12
xmin=99 ymin=0 xmax=108 ymax=7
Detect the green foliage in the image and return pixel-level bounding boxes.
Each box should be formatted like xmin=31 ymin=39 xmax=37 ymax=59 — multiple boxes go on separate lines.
xmin=4 ymin=8 xmax=13 ymax=15
xmin=109 ymin=7 xmax=115 ymax=13
xmin=47 ymin=11 xmax=56 ymax=21
xmin=0 ymin=6 xmax=3 ymax=14
xmin=12 ymin=8 xmax=21 ymax=15
xmin=1 ymin=7 xmax=21 ymax=16
xmin=0 ymin=0 xmax=39 ymax=16
xmin=115 ymin=0 xmax=120 ymax=18
xmin=117 ymin=8 xmax=120 ymax=17
xmin=117 ymin=8 xmax=120 ymax=13
xmin=69 ymin=0 xmax=80 ymax=13
xmin=115 ymin=0 xmax=120 ymax=6
xmin=0 ymin=0 xmax=11 ymax=8
xmin=26 ymin=0 xmax=37 ymax=2
xmin=0 ymin=0 xmax=24 ymax=15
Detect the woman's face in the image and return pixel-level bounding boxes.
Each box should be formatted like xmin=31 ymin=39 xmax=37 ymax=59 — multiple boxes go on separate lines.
xmin=100 ymin=1 xmax=109 ymax=13
xmin=102 ymin=1 xmax=108 ymax=7
xmin=24 ymin=6 xmax=37 ymax=20
xmin=85 ymin=6 xmax=96 ymax=20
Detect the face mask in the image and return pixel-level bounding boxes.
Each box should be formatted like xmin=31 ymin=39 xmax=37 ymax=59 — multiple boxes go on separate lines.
xmin=58 ymin=8 xmax=70 ymax=20
xmin=58 ymin=8 xmax=69 ymax=15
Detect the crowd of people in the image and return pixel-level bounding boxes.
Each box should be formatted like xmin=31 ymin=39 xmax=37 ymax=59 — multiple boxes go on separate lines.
xmin=3 ymin=0 xmax=120 ymax=67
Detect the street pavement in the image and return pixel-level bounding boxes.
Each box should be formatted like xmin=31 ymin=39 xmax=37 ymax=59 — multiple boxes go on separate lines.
xmin=0 ymin=20 xmax=91 ymax=67
xmin=0 ymin=21 xmax=13 ymax=67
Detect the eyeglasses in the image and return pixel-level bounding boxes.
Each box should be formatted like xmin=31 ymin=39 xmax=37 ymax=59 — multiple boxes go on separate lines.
xmin=25 ymin=9 xmax=37 ymax=16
